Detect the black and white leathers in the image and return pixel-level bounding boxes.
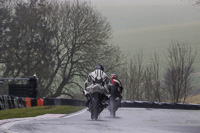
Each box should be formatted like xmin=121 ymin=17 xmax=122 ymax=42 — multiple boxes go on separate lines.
xmin=85 ymin=69 xmax=108 ymax=87
xmin=84 ymin=69 xmax=109 ymax=95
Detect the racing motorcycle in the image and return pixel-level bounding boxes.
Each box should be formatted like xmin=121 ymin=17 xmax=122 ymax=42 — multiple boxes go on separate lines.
xmin=88 ymin=84 xmax=106 ymax=120
xmin=108 ymin=85 xmax=121 ymax=117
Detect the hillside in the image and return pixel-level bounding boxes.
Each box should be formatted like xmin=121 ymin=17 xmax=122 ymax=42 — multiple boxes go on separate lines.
xmin=112 ymin=22 xmax=200 ymax=71
xmin=112 ymin=22 xmax=200 ymax=99
xmin=186 ymin=94 xmax=200 ymax=104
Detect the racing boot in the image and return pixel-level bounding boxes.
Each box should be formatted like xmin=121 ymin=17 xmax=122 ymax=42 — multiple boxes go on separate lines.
xmin=85 ymin=94 xmax=91 ymax=108
xmin=102 ymin=94 xmax=109 ymax=108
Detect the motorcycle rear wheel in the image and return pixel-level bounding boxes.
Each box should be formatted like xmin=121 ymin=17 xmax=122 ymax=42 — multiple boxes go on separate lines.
xmin=109 ymin=99 xmax=116 ymax=117
xmin=91 ymin=92 xmax=100 ymax=120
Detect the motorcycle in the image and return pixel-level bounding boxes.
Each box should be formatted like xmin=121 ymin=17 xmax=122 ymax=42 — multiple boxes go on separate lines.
xmin=108 ymin=85 xmax=121 ymax=117
xmin=88 ymin=84 xmax=106 ymax=120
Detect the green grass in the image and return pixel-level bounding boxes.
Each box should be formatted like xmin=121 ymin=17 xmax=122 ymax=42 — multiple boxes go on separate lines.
xmin=0 ymin=105 xmax=85 ymax=120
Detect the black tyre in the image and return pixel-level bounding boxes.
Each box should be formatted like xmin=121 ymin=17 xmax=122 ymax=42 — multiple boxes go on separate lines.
xmin=110 ymin=99 xmax=116 ymax=117
xmin=91 ymin=92 xmax=100 ymax=120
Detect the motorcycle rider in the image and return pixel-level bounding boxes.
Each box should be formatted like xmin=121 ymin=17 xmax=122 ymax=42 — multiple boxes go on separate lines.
xmin=110 ymin=73 xmax=123 ymax=99
xmin=83 ymin=65 xmax=110 ymax=107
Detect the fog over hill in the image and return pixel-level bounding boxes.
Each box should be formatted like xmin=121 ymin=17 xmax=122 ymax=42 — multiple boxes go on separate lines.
xmin=86 ymin=0 xmax=200 ymax=71
xmin=113 ymin=22 xmax=200 ymax=69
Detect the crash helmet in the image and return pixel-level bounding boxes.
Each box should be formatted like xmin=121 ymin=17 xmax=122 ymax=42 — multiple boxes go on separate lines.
xmin=111 ymin=73 xmax=118 ymax=79
xmin=95 ymin=64 xmax=104 ymax=71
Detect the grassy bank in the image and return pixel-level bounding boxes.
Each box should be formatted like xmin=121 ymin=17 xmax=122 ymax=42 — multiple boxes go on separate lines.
xmin=185 ymin=94 xmax=200 ymax=104
xmin=0 ymin=105 xmax=85 ymax=120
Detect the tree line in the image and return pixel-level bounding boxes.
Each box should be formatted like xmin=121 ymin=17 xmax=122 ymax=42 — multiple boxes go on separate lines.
xmin=119 ymin=42 xmax=197 ymax=103
xmin=0 ymin=0 xmax=197 ymax=103
xmin=0 ymin=0 xmax=123 ymax=98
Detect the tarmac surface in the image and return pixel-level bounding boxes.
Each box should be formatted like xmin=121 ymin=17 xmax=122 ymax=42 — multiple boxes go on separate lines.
xmin=0 ymin=107 xmax=200 ymax=133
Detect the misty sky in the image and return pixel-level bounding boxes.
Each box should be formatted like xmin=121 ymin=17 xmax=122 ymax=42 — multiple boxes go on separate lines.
xmin=77 ymin=0 xmax=200 ymax=59
xmin=17 ymin=0 xmax=200 ymax=55
xmin=89 ymin=0 xmax=200 ymax=31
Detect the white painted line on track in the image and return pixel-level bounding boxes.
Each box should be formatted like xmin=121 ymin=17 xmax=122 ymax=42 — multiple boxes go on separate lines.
xmin=0 ymin=119 xmax=30 ymax=133
xmin=63 ymin=108 xmax=87 ymax=119
xmin=0 ymin=108 xmax=87 ymax=133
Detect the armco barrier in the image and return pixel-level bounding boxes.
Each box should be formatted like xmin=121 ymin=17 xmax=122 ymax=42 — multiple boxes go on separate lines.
xmin=31 ymin=98 xmax=37 ymax=107
xmin=43 ymin=98 xmax=85 ymax=106
xmin=121 ymin=101 xmax=200 ymax=110
xmin=61 ymin=98 xmax=86 ymax=106
xmin=0 ymin=95 xmax=26 ymax=110
xmin=1 ymin=95 xmax=200 ymax=110
xmin=0 ymin=96 xmax=85 ymax=110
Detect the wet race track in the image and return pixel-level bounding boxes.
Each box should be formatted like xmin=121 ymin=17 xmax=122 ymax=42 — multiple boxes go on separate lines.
xmin=1 ymin=108 xmax=200 ymax=133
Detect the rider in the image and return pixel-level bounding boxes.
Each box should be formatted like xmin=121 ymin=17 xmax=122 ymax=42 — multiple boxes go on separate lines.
xmin=110 ymin=73 xmax=123 ymax=99
xmin=83 ymin=65 xmax=110 ymax=107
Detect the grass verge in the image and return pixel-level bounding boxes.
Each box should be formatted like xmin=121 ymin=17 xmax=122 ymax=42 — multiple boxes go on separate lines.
xmin=185 ymin=94 xmax=200 ymax=104
xmin=0 ymin=105 xmax=85 ymax=120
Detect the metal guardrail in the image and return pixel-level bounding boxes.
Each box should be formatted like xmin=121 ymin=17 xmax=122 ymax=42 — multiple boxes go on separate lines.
xmin=0 ymin=76 xmax=37 ymax=98
xmin=0 ymin=95 xmax=86 ymax=110
xmin=121 ymin=101 xmax=200 ymax=110
xmin=0 ymin=78 xmax=30 ymax=80
xmin=1 ymin=95 xmax=200 ymax=110
xmin=0 ymin=78 xmax=30 ymax=84
xmin=0 ymin=95 xmax=26 ymax=110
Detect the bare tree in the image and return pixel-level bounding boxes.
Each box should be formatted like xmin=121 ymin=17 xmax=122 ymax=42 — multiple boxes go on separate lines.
xmin=118 ymin=60 xmax=129 ymax=100
xmin=40 ymin=0 xmax=117 ymax=98
xmin=119 ymin=51 xmax=145 ymax=101
xmin=0 ymin=0 xmax=124 ymax=98
xmin=0 ymin=0 xmax=13 ymax=70
xmin=143 ymin=52 xmax=162 ymax=102
xmin=164 ymin=41 xmax=196 ymax=103
xmin=0 ymin=0 xmax=58 ymax=96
